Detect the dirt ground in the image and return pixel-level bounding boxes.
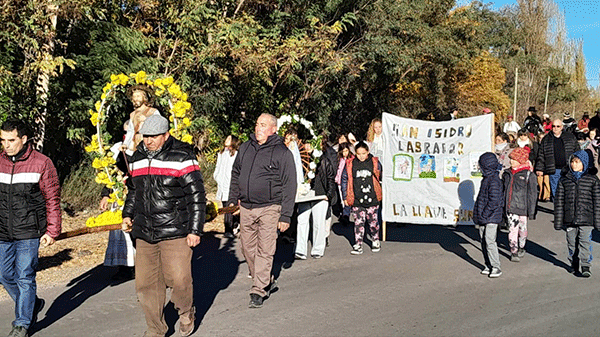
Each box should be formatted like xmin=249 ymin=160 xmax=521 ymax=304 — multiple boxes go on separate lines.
xmin=0 ymin=193 xmax=224 ymax=300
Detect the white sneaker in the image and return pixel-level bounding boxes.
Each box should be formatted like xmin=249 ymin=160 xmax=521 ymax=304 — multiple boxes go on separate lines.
xmin=480 ymin=267 xmax=490 ymax=275
xmin=371 ymin=240 xmax=381 ymax=252
xmin=351 ymin=244 xmax=363 ymax=255
xmin=489 ymin=267 xmax=502 ymax=278
xmin=294 ymin=253 xmax=307 ymax=260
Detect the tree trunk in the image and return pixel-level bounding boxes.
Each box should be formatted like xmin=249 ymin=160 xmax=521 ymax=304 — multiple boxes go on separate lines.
xmin=33 ymin=3 xmax=58 ymax=151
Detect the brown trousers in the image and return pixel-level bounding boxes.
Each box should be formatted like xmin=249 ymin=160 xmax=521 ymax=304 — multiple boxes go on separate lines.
xmin=240 ymin=204 xmax=281 ymax=297
xmin=135 ymin=238 xmax=194 ymax=336
xmin=538 ymin=174 xmax=550 ymax=201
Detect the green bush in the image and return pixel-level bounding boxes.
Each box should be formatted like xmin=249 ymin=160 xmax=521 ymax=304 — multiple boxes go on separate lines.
xmin=61 ymin=160 xmax=104 ymax=212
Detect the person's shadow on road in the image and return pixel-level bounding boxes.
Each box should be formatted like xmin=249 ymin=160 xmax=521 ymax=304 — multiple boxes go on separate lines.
xmin=30 ymin=264 xmax=116 ymax=335
xmin=164 ymin=234 xmax=240 ymax=336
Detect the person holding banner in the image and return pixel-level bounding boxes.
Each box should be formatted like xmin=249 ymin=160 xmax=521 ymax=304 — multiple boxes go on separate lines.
xmin=473 ymin=152 xmax=504 ymax=278
xmin=366 ymin=118 xmax=384 ymax=159
xmin=341 ymin=142 xmax=382 ymax=255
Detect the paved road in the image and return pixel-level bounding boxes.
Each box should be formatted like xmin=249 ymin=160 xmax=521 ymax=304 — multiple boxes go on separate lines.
xmin=2 ymin=202 xmax=600 ymax=336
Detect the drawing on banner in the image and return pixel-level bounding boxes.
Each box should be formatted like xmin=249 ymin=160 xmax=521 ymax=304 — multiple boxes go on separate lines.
xmin=393 ymin=154 xmax=413 ymax=181
xmin=443 ymin=157 xmax=460 ymax=182
xmin=418 ymin=154 xmax=436 ymax=178
xmin=470 ymin=152 xmax=484 ymax=178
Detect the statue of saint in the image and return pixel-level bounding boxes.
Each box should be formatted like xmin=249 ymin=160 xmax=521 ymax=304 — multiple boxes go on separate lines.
xmin=123 ymin=85 xmax=160 ymax=152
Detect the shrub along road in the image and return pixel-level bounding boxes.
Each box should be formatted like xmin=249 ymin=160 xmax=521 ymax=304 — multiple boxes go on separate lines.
xmin=2 ymin=202 xmax=600 ymax=336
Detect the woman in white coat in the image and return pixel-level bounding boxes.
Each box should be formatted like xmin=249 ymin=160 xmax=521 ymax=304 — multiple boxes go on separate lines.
xmin=213 ymin=135 xmax=240 ymax=237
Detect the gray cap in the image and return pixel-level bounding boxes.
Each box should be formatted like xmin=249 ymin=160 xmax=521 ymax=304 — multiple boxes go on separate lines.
xmin=138 ymin=114 xmax=169 ymax=136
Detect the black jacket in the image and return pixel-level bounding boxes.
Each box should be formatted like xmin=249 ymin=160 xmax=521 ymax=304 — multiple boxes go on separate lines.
xmin=228 ymin=134 xmax=297 ymax=223
xmin=123 ymin=137 xmax=206 ymax=244
xmin=554 ymin=171 xmax=600 ymax=229
xmin=473 ymin=153 xmax=503 ymax=225
xmin=0 ymin=144 xmax=62 ymax=241
xmin=312 ymin=155 xmax=337 ymax=204
xmin=535 ymin=132 xmax=578 ymax=174
xmin=502 ymin=168 xmax=538 ymax=219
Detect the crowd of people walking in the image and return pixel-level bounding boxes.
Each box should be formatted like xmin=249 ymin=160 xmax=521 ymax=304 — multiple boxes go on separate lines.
xmin=3 ymin=103 xmax=600 ymax=336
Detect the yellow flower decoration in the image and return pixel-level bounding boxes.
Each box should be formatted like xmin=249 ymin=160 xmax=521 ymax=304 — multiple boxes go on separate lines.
xmin=86 ymin=72 xmax=196 ymax=225
xmin=134 ymin=71 xmax=147 ymax=84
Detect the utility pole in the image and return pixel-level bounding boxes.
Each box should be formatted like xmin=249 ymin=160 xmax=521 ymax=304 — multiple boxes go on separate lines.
xmin=544 ymin=76 xmax=550 ymax=116
xmin=513 ymin=68 xmax=519 ymax=120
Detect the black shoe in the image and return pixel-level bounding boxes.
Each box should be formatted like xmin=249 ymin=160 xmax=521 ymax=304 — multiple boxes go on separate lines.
xmin=582 ymin=266 xmax=592 ymax=278
xmin=248 ymin=293 xmax=263 ymax=308
xmin=112 ymin=266 xmax=135 ymax=281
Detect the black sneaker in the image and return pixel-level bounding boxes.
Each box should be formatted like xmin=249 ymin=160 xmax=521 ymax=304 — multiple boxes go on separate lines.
xmin=582 ymin=266 xmax=592 ymax=278
xmin=248 ymin=293 xmax=263 ymax=308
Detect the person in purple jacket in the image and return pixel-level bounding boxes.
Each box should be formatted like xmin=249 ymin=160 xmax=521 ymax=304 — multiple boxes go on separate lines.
xmin=473 ymin=152 xmax=504 ymax=278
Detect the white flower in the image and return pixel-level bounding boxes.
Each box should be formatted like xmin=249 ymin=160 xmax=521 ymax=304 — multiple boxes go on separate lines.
xmin=277 ymin=115 xmax=292 ymax=129
xmin=309 ymin=162 xmax=317 ymax=170
xmin=307 ymin=171 xmax=316 ymax=179
xmin=312 ymin=149 xmax=322 ymax=158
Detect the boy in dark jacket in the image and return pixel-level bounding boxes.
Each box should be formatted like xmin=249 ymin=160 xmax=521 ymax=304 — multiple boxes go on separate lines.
xmin=503 ymin=147 xmax=538 ymax=262
xmin=474 ymin=152 xmax=504 ymax=278
xmin=554 ymin=150 xmax=600 ymax=277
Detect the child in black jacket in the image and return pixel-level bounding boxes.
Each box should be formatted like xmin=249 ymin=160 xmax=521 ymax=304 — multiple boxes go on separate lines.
xmin=474 ymin=152 xmax=504 ymax=278
xmin=502 ymin=147 xmax=538 ymax=262
xmin=554 ymin=150 xmax=600 ymax=277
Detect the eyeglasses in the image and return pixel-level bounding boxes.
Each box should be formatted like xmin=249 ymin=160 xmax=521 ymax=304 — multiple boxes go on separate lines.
xmin=552 ymin=125 xmax=562 ymax=128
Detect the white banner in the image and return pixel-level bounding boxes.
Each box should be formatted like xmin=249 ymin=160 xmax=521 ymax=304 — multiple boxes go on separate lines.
xmin=381 ymin=113 xmax=494 ymax=225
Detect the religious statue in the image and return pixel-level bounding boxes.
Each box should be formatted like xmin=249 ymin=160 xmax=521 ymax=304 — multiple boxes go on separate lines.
xmin=123 ymin=84 xmax=160 ymax=152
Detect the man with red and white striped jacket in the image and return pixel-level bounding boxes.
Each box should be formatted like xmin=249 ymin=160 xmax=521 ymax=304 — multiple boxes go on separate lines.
xmin=122 ymin=114 xmax=206 ymax=337
xmin=0 ymin=119 xmax=61 ymax=337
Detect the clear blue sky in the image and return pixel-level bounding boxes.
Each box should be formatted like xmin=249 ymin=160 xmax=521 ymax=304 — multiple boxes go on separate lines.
xmin=459 ymin=0 xmax=600 ymax=88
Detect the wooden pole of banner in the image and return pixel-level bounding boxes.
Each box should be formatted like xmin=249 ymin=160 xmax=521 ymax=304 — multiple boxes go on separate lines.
xmin=491 ymin=112 xmax=496 ymax=151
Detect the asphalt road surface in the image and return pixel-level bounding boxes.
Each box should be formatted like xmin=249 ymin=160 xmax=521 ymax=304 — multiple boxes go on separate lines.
xmin=2 ymin=202 xmax=600 ymax=336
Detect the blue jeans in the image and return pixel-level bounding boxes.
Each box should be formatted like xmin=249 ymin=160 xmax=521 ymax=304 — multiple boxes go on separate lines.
xmin=0 ymin=238 xmax=40 ymax=328
xmin=549 ymin=169 xmax=562 ymax=197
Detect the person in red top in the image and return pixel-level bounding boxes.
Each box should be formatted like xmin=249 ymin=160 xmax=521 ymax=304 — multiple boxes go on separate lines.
xmin=578 ymin=113 xmax=590 ymax=132
xmin=0 ymin=119 xmax=61 ymax=337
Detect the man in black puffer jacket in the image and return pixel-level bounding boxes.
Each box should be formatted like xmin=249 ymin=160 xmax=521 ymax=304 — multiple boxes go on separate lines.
xmin=122 ymin=115 xmax=205 ymax=337
xmin=228 ymin=113 xmax=297 ymax=308
xmin=554 ymin=150 xmax=600 ymax=277
xmin=535 ymin=119 xmax=578 ymax=198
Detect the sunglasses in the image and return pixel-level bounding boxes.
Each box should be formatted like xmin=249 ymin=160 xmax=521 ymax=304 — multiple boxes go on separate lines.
xmin=552 ymin=125 xmax=562 ymax=128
